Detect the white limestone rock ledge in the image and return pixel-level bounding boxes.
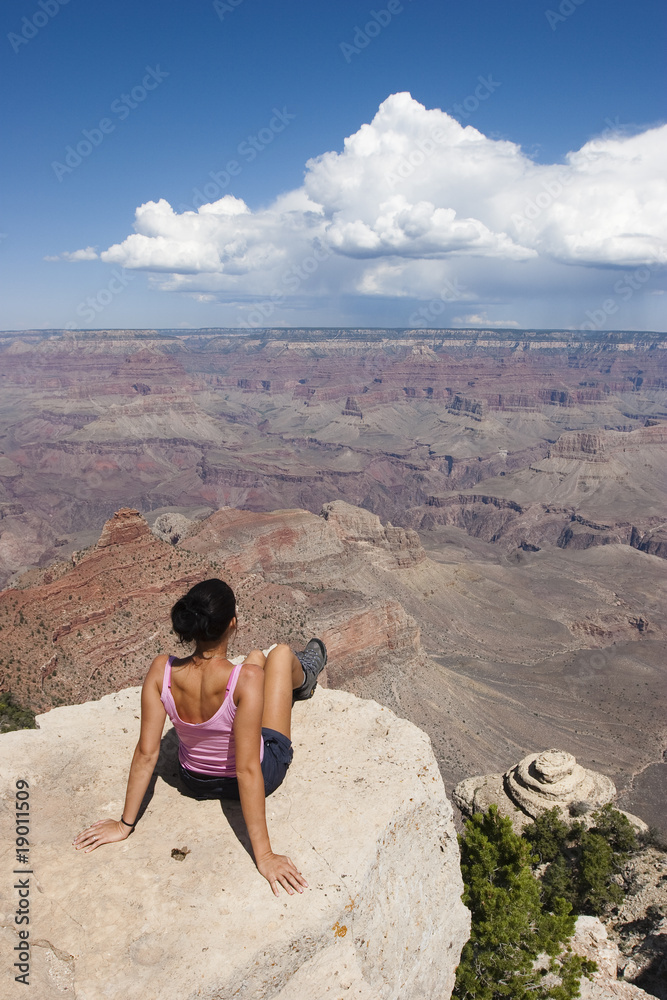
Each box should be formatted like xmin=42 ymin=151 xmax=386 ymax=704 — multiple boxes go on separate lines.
xmin=0 ymin=686 xmax=469 ymax=1000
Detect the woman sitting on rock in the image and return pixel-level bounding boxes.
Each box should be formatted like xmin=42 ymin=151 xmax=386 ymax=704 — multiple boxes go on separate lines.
xmin=73 ymin=578 xmax=327 ymax=896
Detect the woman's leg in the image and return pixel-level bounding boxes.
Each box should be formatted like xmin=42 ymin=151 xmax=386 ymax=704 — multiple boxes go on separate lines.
xmin=260 ymin=643 xmax=303 ymax=739
xmin=243 ymin=649 xmax=267 ymax=669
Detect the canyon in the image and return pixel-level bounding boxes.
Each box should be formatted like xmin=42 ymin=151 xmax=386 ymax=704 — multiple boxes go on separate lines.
xmin=0 ymin=326 xmax=665 ymax=996
xmin=0 ymin=328 xmax=665 ymax=585
xmin=0 ymin=327 xmax=665 ymax=833
xmin=1 ymin=497 xmax=665 ymax=838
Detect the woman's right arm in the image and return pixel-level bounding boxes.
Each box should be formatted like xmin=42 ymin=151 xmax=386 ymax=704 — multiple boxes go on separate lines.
xmin=73 ymin=656 xmax=167 ymax=853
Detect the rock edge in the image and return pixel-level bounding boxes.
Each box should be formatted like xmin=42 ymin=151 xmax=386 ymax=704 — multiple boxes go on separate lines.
xmin=0 ymin=685 xmax=469 ymax=1000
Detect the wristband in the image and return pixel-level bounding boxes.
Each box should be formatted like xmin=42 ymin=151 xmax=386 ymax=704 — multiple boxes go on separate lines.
xmin=120 ymin=816 xmax=135 ymax=828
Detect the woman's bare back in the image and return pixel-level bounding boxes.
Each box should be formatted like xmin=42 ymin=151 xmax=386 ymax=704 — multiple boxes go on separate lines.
xmin=168 ymin=654 xmax=236 ymax=724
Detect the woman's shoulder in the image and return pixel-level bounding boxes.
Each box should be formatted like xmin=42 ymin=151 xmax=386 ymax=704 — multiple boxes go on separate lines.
xmin=143 ymin=653 xmax=171 ymax=691
xmin=148 ymin=652 xmax=171 ymax=672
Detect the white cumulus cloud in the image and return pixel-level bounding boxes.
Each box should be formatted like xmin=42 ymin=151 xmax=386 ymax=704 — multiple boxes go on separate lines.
xmin=451 ymin=312 xmax=519 ymax=328
xmin=53 ymin=92 xmax=667 ymax=322
xmin=44 ymin=246 xmax=99 ymax=262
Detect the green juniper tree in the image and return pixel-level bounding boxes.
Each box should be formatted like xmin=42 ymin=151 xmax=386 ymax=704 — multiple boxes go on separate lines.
xmin=0 ymin=692 xmax=37 ymax=733
xmin=523 ymin=807 xmax=570 ymax=863
xmin=578 ymin=832 xmax=623 ymax=913
xmin=541 ymin=853 xmax=578 ymax=911
xmin=523 ymin=804 xmax=637 ymax=916
xmin=589 ymin=804 xmax=637 ymax=855
xmin=453 ymin=806 xmax=595 ymax=1000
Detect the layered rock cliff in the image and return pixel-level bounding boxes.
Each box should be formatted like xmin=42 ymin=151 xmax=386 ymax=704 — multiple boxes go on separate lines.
xmin=0 ymin=686 xmax=469 ymax=1000
xmin=1 ymin=498 xmax=665 ymax=839
xmin=412 ymin=425 xmax=667 ymax=557
xmin=0 ymin=503 xmax=424 ymax=714
xmin=0 ymin=328 xmax=665 ymax=582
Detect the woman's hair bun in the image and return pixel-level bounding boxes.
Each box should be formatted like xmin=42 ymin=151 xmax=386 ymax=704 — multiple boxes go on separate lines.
xmin=170 ymin=602 xmax=206 ymax=643
xmin=171 ymin=579 xmax=236 ymax=644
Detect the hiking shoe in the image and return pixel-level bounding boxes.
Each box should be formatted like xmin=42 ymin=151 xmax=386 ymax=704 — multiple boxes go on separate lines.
xmin=292 ymin=638 xmax=327 ymax=702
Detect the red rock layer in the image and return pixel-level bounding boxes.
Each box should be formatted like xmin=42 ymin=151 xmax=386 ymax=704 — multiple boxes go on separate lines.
xmin=0 ymin=503 xmax=423 ymax=714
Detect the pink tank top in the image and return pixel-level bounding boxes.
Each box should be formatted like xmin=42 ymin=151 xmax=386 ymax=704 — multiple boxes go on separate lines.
xmin=160 ymin=656 xmax=264 ymax=776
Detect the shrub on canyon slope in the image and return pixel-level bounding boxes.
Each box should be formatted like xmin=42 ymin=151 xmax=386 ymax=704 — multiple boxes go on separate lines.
xmin=0 ymin=692 xmax=37 ymax=733
xmin=524 ymin=804 xmax=637 ymax=916
xmin=453 ymin=805 xmax=595 ymax=1000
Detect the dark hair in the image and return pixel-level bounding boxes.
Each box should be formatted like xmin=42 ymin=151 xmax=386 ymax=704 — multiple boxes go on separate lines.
xmin=171 ymin=578 xmax=236 ymax=644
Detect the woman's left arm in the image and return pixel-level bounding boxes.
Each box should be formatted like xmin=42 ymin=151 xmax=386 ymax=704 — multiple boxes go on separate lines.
xmin=73 ymin=656 xmax=167 ymax=853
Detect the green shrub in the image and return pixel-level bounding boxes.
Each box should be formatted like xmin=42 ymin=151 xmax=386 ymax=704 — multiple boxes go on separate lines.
xmin=0 ymin=692 xmax=37 ymax=733
xmin=524 ymin=804 xmax=638 ymax=917
xmin=542 ymin=854 xmax=578 ymax=912
xmin=453 ymin=806 xmax=595 ymax=1000
xmin=523 ymin=807 xmax=570 ymax=862
xmin=578 ymin=831 xmax=623 ymax=913
xmin=639 ymin=826 xmax=667 ymax=851
xmin=589 ymin=803 xmax=636 ymax=854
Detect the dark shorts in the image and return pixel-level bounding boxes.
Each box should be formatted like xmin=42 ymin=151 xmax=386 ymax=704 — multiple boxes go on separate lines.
xmin=178 ymin=727 xmax=293 ymax=800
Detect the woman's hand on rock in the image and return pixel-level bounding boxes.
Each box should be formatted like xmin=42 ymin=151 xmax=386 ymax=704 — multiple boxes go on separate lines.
xmin=73 ymin=818 xmax=130 ymax=853
xmin=256 ymin=852 xmax=308 ymax=896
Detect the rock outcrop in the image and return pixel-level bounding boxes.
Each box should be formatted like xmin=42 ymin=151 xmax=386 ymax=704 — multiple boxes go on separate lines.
xmin=505 ymin=749 xmax=616 ymax=818
xmin=454 ymin=749 xmax=619 ymax=829
xmin=611 ymin=846 xmax=667 ymax=997
xmin=631 ymin=525 xmax=667 ymax=560
xmin=96 ymin=507 xmax=150 ymax=548
xmin=150 ymin=511 xmax=193 ymax=545
xmin=321 ymin=500 xmax=426 ymax=569
xmin=453 ymin=770 xmax=529 ymax=829
xmin=0 ymin=501 xmax=428 ymax=714
xmin=178 ymin=503 xmax=425 ymax=691
xmin=570 ymin=917 xmax=659 ymax=1000
xmin=0 ymin=686 xmax=469 ymax=1000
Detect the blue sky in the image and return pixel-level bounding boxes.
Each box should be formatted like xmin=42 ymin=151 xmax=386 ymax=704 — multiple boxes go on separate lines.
xmin=2 ymin=0 xmax=666 ymax=331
